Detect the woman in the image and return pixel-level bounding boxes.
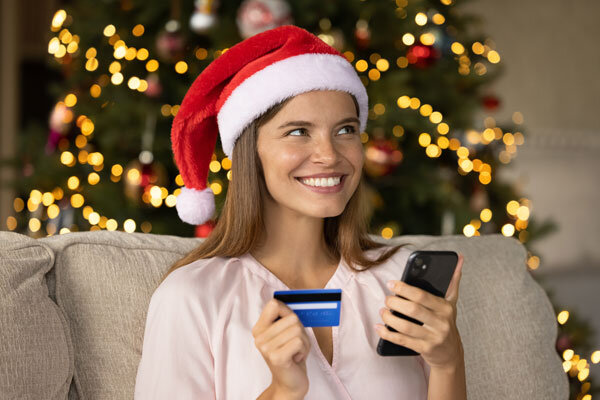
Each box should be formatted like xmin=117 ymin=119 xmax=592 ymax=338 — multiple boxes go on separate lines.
xmin=134 ymin=25 xmax=466 ymax=399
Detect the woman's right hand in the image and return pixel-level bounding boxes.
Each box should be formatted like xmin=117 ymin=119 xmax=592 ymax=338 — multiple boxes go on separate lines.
xmin=252 ymin=298 xmax=311 ymax=398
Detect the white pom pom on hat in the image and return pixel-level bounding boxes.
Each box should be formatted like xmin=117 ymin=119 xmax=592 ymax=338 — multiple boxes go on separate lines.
xmin=171 ymin=24 xmax=369 ymax=225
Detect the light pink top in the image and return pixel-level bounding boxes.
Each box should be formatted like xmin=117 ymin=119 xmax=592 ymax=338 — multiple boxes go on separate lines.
xmin=134 ymin=245 xmax=430 ymax=399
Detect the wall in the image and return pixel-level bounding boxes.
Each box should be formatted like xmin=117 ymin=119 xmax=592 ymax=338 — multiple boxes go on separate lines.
xmin=462 ymin=0 xmax=600 ymax=383
xmin=461 ymin=0 xmax=600 ymax=272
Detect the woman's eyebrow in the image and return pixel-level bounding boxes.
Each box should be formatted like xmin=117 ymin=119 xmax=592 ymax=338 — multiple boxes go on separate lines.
xmin=277 ymin=116 xmax=360 ymax=129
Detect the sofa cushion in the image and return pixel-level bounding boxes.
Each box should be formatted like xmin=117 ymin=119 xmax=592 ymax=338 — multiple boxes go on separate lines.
xmin=40 ymin=231 xmax=201 ymax=400
xmin=0 ymin=231 xmax=73 ymax=400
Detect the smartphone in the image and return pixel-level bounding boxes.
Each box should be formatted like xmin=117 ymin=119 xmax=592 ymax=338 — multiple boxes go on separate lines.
xmin=376 ymin=250 xmax=458 ymax=356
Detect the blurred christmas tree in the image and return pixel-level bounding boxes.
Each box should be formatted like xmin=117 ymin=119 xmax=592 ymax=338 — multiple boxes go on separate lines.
xmin=1 ymin=0 xmax=597 ymax=396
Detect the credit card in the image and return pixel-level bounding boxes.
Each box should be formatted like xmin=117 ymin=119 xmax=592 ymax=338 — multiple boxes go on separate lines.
xmin=273 ymin=288 xmax=342 ymax=327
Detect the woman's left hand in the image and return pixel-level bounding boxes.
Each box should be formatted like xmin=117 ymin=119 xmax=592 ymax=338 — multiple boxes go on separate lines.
xmin=375 ymin=253 xmax=464 ymax=370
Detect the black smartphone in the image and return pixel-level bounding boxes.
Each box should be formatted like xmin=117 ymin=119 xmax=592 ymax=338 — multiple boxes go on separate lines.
xmin=377 ymin=250 xmax=458 ymax=356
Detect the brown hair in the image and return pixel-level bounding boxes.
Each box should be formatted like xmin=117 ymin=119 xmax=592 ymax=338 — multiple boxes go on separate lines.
xmin=160 ymin=92 xmax=409 ymax=286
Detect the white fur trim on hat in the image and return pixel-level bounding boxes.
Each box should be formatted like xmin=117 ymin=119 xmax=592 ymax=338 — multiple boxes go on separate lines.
xmin=217 ymin=53 xmax=368 ymax=158
xmin=175 ymin=186 xmax=215 ymax=225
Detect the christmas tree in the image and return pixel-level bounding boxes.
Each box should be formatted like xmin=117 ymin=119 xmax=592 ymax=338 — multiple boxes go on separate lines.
xmin=2 ymin=0 xmax=597 ymax=396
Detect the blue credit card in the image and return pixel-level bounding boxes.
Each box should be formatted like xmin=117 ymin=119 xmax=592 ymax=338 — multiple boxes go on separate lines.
xmin=273 ymin=288 xmax=342 ymax=327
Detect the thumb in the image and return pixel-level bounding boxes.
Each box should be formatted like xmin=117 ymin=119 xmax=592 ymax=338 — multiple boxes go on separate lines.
xmin=272 ymin=299 xmax=295 ymax=322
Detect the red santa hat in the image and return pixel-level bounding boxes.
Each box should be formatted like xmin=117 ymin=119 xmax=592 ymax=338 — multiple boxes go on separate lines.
xmin=171 ymin=24 xmax=368 ymax=226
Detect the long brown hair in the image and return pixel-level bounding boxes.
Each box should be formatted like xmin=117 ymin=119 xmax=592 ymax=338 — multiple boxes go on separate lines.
xmin=160 ymin=92 xmax=409 ymax=286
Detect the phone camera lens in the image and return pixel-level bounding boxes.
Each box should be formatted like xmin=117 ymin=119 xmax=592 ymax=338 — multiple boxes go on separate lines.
xmin=411 ymin=257 xmax=428 ymax=278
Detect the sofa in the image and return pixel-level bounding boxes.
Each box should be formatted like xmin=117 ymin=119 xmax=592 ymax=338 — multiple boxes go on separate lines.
xmin=0 ymin=230 xmax=568 ymax=399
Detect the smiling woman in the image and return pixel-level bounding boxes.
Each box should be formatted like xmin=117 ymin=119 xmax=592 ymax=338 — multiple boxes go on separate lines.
xmin=134 ymin=25 xmax=456 ymax=400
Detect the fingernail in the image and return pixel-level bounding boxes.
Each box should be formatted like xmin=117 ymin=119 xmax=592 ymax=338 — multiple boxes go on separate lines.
xmin=386 ymin=280 xmax=395 ymax=290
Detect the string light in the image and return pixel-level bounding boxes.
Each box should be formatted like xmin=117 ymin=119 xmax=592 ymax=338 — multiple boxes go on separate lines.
xmin=132 ymin=24 xmax=145 ymax=36
xmin=146 ymin=59 xmax=159 ymax=72
xmin=415 ymin=12 xmax=427 ymax=25
xmin=103 ymin=24 xmax=116 ymax=37
xmin=136 ymin=48 xmax=149 ymax=60
xmin=402 ymin=33 xmax=415 ymax=45
xmin=195 ymin=47 xmax=208 ymax=60
xmin=354 ymin=59 xmax=368 ymax=72
xmin=123 ymin=219 xmax=136 ymax=232
xmin=51 ymin=10 xmax=67 ymax=31
xmin=381 ymin=227 xmax=393 ymax=239
xmin=111 ymin=72 xmax=124 ymax=85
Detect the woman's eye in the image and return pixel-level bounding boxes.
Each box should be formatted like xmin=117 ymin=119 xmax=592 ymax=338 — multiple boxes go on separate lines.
xmin=285 ymin=125 xmax=357 ymax=136
xmin=338 ymin=125 xmax=357 ymax=135
xmin=286 ymin=128 xmax=307 ymax=136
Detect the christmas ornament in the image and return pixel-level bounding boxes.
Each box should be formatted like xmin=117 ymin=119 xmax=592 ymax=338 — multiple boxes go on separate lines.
xmin=46 ymin=103 xmax=71 ymax=154
xmin=406 ymin=44 xmax=440 ymax=69
xmin=354 ymin=19 xmax=371 ymax=50
xmin=482 ymin=94 xmax=500 ymax=111
xmin=46 ymin=130 xmax=63 ymax=155
xmin=236 ymin=0 xmax=293 ymax=39
xmin=144 ymin=73 xmax=162 ymax=98
xmin=123 ymin=159 xmax=168 ymax=204
xmin=555 ymin=333 xmax=572 ymax=353
xmin=364 ymin=139 xmax=403 ymax=177
xmin=49 ymin=102 xmax=70 ymax=133
xmin=156 ymin=20 xmax=185 ymax=62
xmin=190 ymin=0 xmax=220 ymax=34
xmin=171 ymin=25 xmax=367 ymax=225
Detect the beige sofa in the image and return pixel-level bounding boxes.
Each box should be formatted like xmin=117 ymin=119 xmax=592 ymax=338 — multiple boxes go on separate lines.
xmin=0 ymin=230 xmax=568 ymax=399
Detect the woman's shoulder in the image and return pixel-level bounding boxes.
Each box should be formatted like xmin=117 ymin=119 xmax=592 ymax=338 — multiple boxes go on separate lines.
xmin=153 ymin=255 xmax=242 ymax=301
xmin=360 ymin=243 xmax=414 ymax=278
xmin=364 ymin=243 xmax=413 ymax=265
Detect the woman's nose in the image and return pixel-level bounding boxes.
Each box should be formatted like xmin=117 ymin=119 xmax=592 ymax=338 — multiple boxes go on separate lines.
xmin=311 ymin=136 xmax=339 ymax=162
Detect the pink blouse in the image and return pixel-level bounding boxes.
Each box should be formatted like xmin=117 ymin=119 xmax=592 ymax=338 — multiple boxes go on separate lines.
xmin=134 ymin=245 xmax=430 ymax=399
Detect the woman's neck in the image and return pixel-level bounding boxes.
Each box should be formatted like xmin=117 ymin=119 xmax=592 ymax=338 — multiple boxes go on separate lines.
xmin=254 ymin=198 xmax=342 ymax=287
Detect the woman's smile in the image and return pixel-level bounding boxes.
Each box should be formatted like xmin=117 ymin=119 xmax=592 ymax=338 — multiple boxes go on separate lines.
xmin=295 ymin=175 xmax=347 ymax=194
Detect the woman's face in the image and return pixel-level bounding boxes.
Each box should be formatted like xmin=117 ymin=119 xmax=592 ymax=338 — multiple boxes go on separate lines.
xmin=256 ymin=90 xmax=364 ymax=219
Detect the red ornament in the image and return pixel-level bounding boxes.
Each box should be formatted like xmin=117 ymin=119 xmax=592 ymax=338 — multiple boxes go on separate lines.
xmin=156 ymin=30 xmax=185 ymax=62
xmin=144 ymin=73 xmax=162 ymax=98
xmin=555 ymin=333 xmax=572 ymax=353
xmin=195 ymin=220 xmax=216 ymax=237
xmin=236 ymin=0 xmax=293 ymax=39
xmin=482 ymin=95 xmax=500 ymax=111
xmin=123 ymin=159 xmax=168 ymax=204
xmin=364 ymin=139 xmax=403 ymax=177
xmin=406 ymin=44 xmax=440 ymax=69
xmin=354 ymin=25 xmax=371 ymax=50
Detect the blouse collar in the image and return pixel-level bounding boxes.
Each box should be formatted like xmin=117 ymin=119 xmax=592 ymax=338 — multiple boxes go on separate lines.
xmin=238 ymin=251 xmax=355 ymax=291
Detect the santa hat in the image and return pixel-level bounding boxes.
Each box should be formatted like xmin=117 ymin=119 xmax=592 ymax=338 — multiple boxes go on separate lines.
xmin=171 ymin=24 xmax=368 ymax=226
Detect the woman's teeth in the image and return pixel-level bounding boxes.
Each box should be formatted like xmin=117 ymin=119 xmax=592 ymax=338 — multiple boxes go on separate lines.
xmin=299 ymin=176 xmax=342 ymax=187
